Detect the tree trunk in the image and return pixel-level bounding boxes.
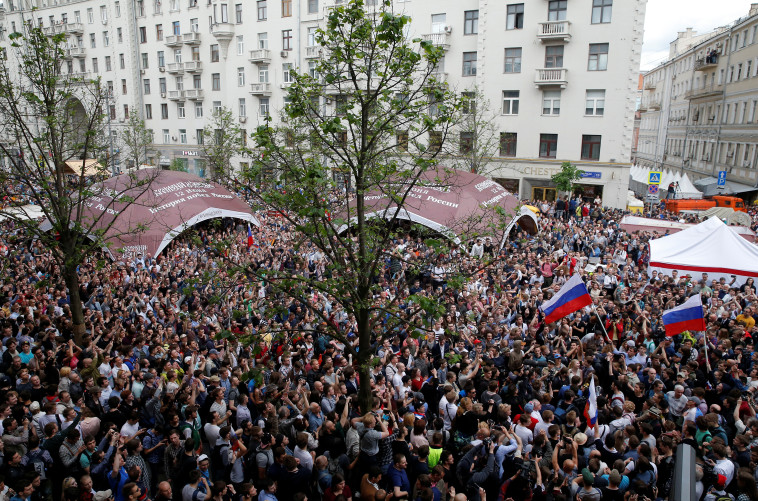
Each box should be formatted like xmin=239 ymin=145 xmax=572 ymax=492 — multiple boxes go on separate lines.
xmin=356 ymin=307 xmax=374 ymax=415
xmin=62 ymin=264 xmax=86 ymax=345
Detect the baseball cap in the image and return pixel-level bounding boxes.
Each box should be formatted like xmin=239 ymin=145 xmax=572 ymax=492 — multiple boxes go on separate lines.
xmin=581 ymin=468 xmax=594 ymax=484
xmin=197 ymin=454 xmax=209 ymax=462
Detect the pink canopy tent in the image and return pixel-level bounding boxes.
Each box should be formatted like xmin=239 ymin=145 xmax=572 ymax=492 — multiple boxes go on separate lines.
xmin=620 ymin=215 xmax=755 ymax=242
xmin=338 ymin=168 xmax=538 ymax=246
xmin=45 ymin=169 xmax=259 ymax=259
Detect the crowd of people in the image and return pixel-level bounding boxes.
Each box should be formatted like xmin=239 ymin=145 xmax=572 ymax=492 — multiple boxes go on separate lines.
xmin=0 ymin=192 xmax=757 ymax=501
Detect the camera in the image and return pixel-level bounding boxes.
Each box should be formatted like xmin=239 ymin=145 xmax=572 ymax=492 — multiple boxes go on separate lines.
xmin=482 ymin=437 xmax=492 ymax=449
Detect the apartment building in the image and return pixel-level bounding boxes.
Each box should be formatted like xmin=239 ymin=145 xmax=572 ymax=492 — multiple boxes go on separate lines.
xmin=637 ymin=4 xmax=758 ymax=198
xmin=0 ymin=0 xmax=645 ymax=208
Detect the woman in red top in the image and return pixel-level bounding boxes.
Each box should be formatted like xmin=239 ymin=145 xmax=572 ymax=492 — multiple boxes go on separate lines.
xmin=410 ymin=368 xmax=424 ymax=392
xmin=324 ymin=474 xmax=352 ymax=501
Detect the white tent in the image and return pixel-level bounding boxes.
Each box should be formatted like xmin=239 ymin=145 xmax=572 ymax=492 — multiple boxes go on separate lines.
xmin=678 ymin=173 xmax=703 ymax=199
xmin=0 ymin=204 xmax=45 ymax=222
xmin=648 ymin=216 xmax=758 ymax=285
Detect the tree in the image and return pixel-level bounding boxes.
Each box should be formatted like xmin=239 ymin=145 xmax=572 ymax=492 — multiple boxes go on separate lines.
xmin=201 ymin=106 xmax=242 ymax=184
xmin=0 ymin=23 xmax=154 ymax=343
xmin=551 ymin=161 xmax=585 ymax=194
xmin=444 ymin=86 xmax=501 ymax=176
xmin=241 ymin=0 xmax=489 ymax=412
xmin=120 ymin=108 xmax=155 ymax=171
xmin=169 ymin=158 xmax=188 ymax=172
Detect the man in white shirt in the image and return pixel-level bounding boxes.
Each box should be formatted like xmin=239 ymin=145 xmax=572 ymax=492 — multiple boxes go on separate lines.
xmin=513 ymin=414 xmax=534 ymax=454
xmin=439 ymin=391 xmax=458 ymax=431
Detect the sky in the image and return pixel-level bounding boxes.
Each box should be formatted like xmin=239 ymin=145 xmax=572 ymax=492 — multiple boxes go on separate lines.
xmin=641 ymin=0 xmax=750 ymax=70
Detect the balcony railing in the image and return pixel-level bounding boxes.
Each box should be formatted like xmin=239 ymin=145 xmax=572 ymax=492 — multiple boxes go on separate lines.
xmin=67 ymin=46 xmax=86 ymax=58
xmin=694 ymin=57 xmax=719 ymax=71
xmin=166 ymin=62 xmax=184 ymax=73
xmin=182 ymin=32 xmax=201 ymax=45
xmin=684 ymin=84 xmax=723 ymax=100
xmin=165 ymin=35 xmax=183 ymax=47
xmin=63 ymin=22 xmax=84 ymax=34
xmin=420 ymin=32 xmax=450 ymax=49
xmin=184 ymin=61 xmax=202 ymax=73
xmin=644 ymin=81 xmax=656 ymax=90
xmin=184 ymin=89 xmax=204 ymax=100
xmin=250 ymin=83 xmax=272 ymax=95
xmin=167 ymin=90 xmax=185 ymax=100
xmin=537 ymin=21 xmax=571 ymax=42
xmin=534 ymin=68 xmax=568 ymax=88
xmin=249 ymin=49 xmax=272 ymax=64
xmin=211 ymin=22 xmax=235 ymax=40
xmin=305 ymin=46 xmax=322 ymax=59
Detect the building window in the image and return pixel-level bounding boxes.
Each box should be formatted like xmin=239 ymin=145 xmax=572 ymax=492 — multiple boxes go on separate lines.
xmin=500 ymin=133 xmax=517 ymax=157
xmin=212 ymin=73 xmax=221 ymax=90
xmin=124 ymin=105 xmax=130 ymax=119
xmin=163 ymin=129 xmax=171 ymax=143
xmin=90 ymin=33 xmax=97 ymax=48
xmin=172 ymin=21 xmax=180 ymax=35
xmin=179 ymin=129 xmax=187 ymax=143
xmin=258 ymin=0 xmax=267 ymax=20
xmin=283 ymin=63 xmax=294 ymax=83
xmin=239 ymin=98 xmax=247 ymax=117
xmin=429 ymin=131 xmax=443 ymax=150
xmin=581 ymin=135 xmax=601 ymax=160
xmin=282 ymin=30 xmax=292 ymax=50
xmin=591 ymin=0 xmax=612 ymax=24
xmin=104 ymin=56 xmax=112 ymax=71
xmin=153 ymin=0 xmax=162 ymax=14
xmin=461 ymin=92 xmax=475 ymax=114
xmin=145 ymin=104 xmax=152 ymax=119
xmin=178 ymin=103 xmax=186 ymax=119
xmin=506 ymin=4 xmax=524 ymax=30
xmin=237 ymin=67 xmax=246 ymax=86
xmin=308 ymin=0 xmax=318 ymax=14
xmin=210 ymin=45 xmax=219 ymax=62
xmin=282 ymin=0 xmax=292 ymax=17
xmin=159 ymin=77 xmax=167 ymax=93
xmin=175 ymin=76 xmax=184 ymax=90
xmin=308 ymin=61 xmax=318 ymax=79
xmin=504 ymin=48 xmax=522 ymax=73
xmin=462 ymin=52 xmax=477 ymax=76
xmin=539 ymin=134 xmax=558 ymax=158
xmin=307 ymin=27 xmax=317 ymax=46
xmin=141 ymin=53 xmax=149 ymax=69
xmin=548 ymin=0 xmax=567 ymax=21
xmin=121 ymin=79 xmax=127 ymax=94
xmin=196 ymin=129 xmax=204 ymax=144
xmin=397 ymin=131 xmax=409 ymax=151
xmin=103 ymin=31 xmax=110 ymax=47
xmin=195 ymin=102 xmax=203 ymax=118
xmin=260 ymin=97 xmax=270 ymax=116
xmin=161 ymin=104 xmax=169 ymax=119
xmin=259 ymin=65 xmax=269 ymax=83
xmin=464 ymin=10 xmax=478 ymax=35
xmin=234 ymin=4 xmax=243 ymax=23
xmin=193 ymin=74 xmax=201 ymax=89
xmin=502 ymin=91 xmax=519 ymax=115
xmin=545 ymin=46 xmax=564 ymax=68
xmin=214 ymin=101 xmax=223 ymax=113
xmin=156 ymin=24 xmax=163 ymax=40
xmin=588 ymin=43 xmax=609 ymax=71
xmin=157 ymin=51 xmax=165 ymax=67
xmin=237 ymin=35 xmax=244 ymax=55
xmin=87 ymin=8 xmax=94 ymax=23
xmin=585 ymin=89 xmax=605 ymax=116
xmin=92 ymin=58 xmax=99 ymax=73
xmin=139 ymin=26 xmax=147 ymax=43
xmin=460 ymin=132 xmax=474 ymax=154
xmin=542 ymin=90 xmax=561 ymax=115
xmin=174 ymin=49 xmax=182 ymax=63
xmin=144 ymin=79 xmax=151 ymax=94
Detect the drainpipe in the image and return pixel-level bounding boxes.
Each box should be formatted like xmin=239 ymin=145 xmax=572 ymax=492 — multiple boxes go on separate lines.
xmin=711 ymin=27 xmax=734 ymax=181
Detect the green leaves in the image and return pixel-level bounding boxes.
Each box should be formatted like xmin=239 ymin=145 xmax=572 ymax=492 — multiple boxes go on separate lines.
xmin=551 ymin=161 xmax=585 ymax=192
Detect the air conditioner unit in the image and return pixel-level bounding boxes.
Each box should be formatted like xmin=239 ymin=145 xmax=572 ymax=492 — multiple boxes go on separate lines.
xmin=161 ymin=92 xmax=166 ymax=98
xmin=444 ymin=25 xmax=452 ymax=34
xmin=159 ymin=67 xmax=166 ymax=72
xmin=280 ymin=50 xmax=288 ymax=58
xmin=140 ymin=69 xmax=146 ymax=75
xmin=239 ymin=116 xmax=247 ymax=123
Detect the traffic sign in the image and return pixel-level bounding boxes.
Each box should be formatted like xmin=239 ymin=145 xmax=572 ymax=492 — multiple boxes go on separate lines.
xmin=717 ymin=170 xmax=727 ymax=186
xmin=648 ymin=184 xmax=659 ymax=195
xmin=648 ymin=171 xmax=662 ymax=185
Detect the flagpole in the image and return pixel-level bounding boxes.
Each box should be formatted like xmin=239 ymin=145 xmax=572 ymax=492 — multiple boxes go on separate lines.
xmin=592 ymin=304 xmax=613 ymax=344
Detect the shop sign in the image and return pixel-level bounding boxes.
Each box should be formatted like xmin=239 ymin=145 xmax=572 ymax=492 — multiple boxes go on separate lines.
xmin=159 ymin=156 xmax=170 ymax=165
xmin=182 ymin=151 xmax=200 ymax=156
xmin=580 ymin=171 xmax=602 ymax=179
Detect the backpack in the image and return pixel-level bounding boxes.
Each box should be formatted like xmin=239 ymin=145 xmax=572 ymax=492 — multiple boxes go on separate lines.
xmin=26 ymin=450 xmax=48 ymax=480
xmin=211 ymin=444 xmax=232 ymax=482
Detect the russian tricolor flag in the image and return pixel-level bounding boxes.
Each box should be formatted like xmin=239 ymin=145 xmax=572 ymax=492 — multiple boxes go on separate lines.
xmin=247 ymin=224 xmax=254 ymax=248
xmin=584 ymin=377 xmax=598 ymax=429
xmin=540 ymin=274 xmax=592 ymax=324
xmin=662 ymin=293 xmax=705 ymax=337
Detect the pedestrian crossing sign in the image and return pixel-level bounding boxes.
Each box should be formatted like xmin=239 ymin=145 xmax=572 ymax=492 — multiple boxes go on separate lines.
xmin=648 ymin=171 xmax=662 ymax=185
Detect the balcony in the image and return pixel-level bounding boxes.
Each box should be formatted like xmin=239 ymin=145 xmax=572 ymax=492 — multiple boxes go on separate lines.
xmin=182 ymin=32 xmax=201 ymax=45
xmin=184 ymin=61 xmax=203 ymax=73
xmin=648 ymin=100 xmax=661 ymax=110
xmin=65 ymin=72 xmax=94 ymax=85
xmin=534 ymin=68 xmax=568 ymax=88
xmin=644 ymin=81 xmax=656 ymax=90
xmin=166 ymin=62 xmax=184 ymax=74
xmin=211 ymin=22 xmax=235 ymax=41
xmin=165 ymin=35 xmax=183 ymax=47
xmin=695 ymin=57 xmax=719 ymax=71
xmin=250 ymin=82 xmax=272 ymax=95
xmin=64 ymin=22 xmax=84 ymax=35
xmin=184 ymin=89 xmax=204 ymax=100
xmin=305 ymin=46 xmax=322 ymax=59
xmin=167 ymin=90 xmax=185 ymax=100
xmin=684 ymin=84 xmax=723 ymax=100
xmin=67 ymin=46 xmax=86 ymax=58
xmin=249 ymin=49 xmax=272 ymax=64
xmin=430 ymin=71 xmax=448 ymax=82
xmin=537 ymin=21 xmax=571 ymax=42
xmin=420 ymin=32 xmax=450 ymax=50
